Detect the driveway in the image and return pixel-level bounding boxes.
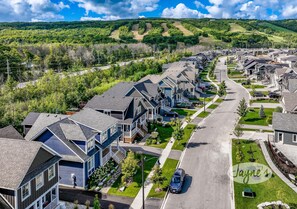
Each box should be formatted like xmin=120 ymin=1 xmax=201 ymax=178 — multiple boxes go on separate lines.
xmin=163 ymin=57 xmax=249 ymax=209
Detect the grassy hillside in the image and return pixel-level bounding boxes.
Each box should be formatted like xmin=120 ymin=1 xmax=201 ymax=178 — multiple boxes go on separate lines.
xmin=1 ymin=18 xmax=297 ymax=48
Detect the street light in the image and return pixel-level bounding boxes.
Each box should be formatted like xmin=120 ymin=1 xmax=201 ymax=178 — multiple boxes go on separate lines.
xmin=137 ymin=151 xmax=160 ymax=209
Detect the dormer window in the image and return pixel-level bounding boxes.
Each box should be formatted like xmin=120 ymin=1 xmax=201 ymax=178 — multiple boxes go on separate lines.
xmin=87 ymin=139 xmax=95 ymax=152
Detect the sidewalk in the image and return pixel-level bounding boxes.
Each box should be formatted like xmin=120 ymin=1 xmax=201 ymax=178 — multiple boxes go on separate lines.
xmin=241 ymin=124 xmax=273 ymax=131
xmin=130 ymin=70 xmax=220 ymax=209
xmin=259 ymin=140 xmax=297 ymax=193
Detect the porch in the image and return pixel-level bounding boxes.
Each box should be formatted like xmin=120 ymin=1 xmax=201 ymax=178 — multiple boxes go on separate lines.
xmin=101 ymin=141 xmax=127 ymax=165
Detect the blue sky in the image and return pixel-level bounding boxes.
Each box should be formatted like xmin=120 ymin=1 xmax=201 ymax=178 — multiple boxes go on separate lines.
xmin=0 ymin=0 xmax=296 ymax=22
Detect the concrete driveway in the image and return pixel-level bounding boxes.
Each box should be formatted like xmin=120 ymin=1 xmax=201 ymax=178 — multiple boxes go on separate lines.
xmin=163 ymin=57 xmax=249 ymax=209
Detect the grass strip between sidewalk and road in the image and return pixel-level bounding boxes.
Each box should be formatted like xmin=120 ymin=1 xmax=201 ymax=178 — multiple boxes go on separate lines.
xmin=148 ymin=158 xmax=179 ymax=198
xmin=172 ymin=124 xmax=196 ymax=151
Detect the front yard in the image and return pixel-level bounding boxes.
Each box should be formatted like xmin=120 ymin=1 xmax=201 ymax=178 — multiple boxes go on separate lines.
xmin=148 ymin=124 xmax=174 ymax=149
xmin=108 ymin=154 xmax=158 ymax=198
xmin=239 ymin=108 xmax=274 ymax=126
xmin=172 ymin=124 xmax=196 ymax=151
xmin=172 ymin=109 xmax=196 ymax=116
xmin=232 ymin=140 xmax=297 ymax=209
xmin=148 ymin=158 xmax=179 ymax=198
xmin=251 ymin=99 xmax=279 ymax=104
xmin=243 ymin=84 xmax=266 ymax=89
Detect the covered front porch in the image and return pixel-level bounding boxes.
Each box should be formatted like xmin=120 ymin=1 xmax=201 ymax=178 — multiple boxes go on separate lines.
xmin=121 ymin=114 xmax=148 ymax=143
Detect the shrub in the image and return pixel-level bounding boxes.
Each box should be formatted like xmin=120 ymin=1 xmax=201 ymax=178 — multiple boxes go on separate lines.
xmin=266 ymin=116 xmax=272 ymax=124
xmin=274 ymin=106 xmax=283 ymax=113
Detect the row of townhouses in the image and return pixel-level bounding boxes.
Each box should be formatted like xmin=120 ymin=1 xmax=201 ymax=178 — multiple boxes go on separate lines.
xmin=0 ymin=51 xmax=221 ymax=209
xmin=236 ymin=49 xmax=297 ymax=147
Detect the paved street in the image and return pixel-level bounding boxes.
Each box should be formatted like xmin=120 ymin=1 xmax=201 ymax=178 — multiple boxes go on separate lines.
xmin=163 ymin=57 xmax=249 ymax=209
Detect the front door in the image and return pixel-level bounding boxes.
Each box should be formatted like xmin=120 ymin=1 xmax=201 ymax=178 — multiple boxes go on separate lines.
xmin=278 ymin=132 xmax=283 ymax=143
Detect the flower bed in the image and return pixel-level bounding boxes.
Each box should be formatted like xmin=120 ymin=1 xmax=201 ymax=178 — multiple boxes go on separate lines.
xmin=88 ymin=159 xmax=118 ymax=190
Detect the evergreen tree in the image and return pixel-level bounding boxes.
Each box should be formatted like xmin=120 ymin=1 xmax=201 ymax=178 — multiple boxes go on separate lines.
xmin=93 ymin=194 xmax=101 ymax=209
xmin=259 ymin=105 xmax=266 ymax=119
xmin=233 ymin=123 xmax=243 ymax=144
xmin=172 ymin=118 xmax=184 ymax=143
xmin=237 ymin=98 xmax=248 ymax=117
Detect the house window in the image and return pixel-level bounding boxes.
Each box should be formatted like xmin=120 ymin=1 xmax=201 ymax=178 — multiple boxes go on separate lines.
xmin=101 ymin=131 xmax=107 ymax=142
xmin=21 ymin=182 xmax=31 ymax=201
xmin=104 ymin=110 xmax=111 ymax=116
xmin=88 ymin=156 xmax=95 ymax=175
xmin=110 ymin=125 xmax=117 ymax=135
xmin=87 ymin=139 xmax=95 ymax=152
xmin=293 ymin=134 xmax=297 ymax=143
xmin=35 ymin=173 xmax=44 ymax=190
xmin=48 ymin=165 xmax=55 ymax=181
xmin=278 ymin=132 xmax=283 ymax=142
xmin=51 ymin=188 xmax=57 ymax=200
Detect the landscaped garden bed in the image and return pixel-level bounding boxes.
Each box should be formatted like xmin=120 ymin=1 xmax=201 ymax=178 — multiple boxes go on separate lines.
xmin=108 ymin=153 xmax=158 ymax=198
xmin=148 ymin=158 xmax=179 ymax=198
xmin=88 ymin=159 xmax=119 ymax=190
xmin=232 ymin=140 xmax=297 ymax=209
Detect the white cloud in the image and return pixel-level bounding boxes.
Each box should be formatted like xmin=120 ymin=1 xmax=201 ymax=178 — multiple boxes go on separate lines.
xmin=194 ymin=1 xmax=205 ymax=9
xmin=73 ymin=0 xmax=159 ymax=20
xmin=282 ymin=5 xmax=297 ymax=18
xmin=162 ymin=3 xmax=208 ymax=18
xmin=0 ymin=0 xmax=68 ymax=22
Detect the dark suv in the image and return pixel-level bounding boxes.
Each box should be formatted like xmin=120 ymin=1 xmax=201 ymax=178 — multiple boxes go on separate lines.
xmin=169 ymin=168 xmax=186 ymax=193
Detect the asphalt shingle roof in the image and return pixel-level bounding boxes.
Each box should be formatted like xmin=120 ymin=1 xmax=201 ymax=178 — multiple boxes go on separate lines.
xmin=0 ymin=139 xmax=43 ymax=190
xmin=0 ymin=125 xmax=23 ymax=140
xmin=85 ymin=95 xmax=133 ymax=111
xmin=25 ymin=113 xmax=68 ymax=140
xmin=282 ymin=92 xmax=297 ymax=112
xmin=272 ymin=112 xmax=297 ymax=133
xmin=21 ymin=112 xmax=41 ymax=126
xmin=70 ymin=108 xmax=118 ymax=132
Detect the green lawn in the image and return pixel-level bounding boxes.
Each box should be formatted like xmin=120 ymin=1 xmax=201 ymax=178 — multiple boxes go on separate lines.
xmin=232 ymin=140 xmax=297 ymax=209
xmin=208 ymin=104 xmax=218 ymax=109
xmin=216 ymin=98 xmax=224 ymax=103
xmin=149 ymin=124 xmax=174 ymax=149
xmin=148 ymin=159 xmax=179 ymax=198
xmin=172 ymin=124 xmax=196 ymax=151
xmin=197 ymin=111 xmax=210 ymax=118
xmin=240 ymin=108 xmax=274 ymax=126
xmin=244 ymin=84 xmax=266 ymax=89
xmin=108 ymin=154 xmax=158 ymax=198
xmin=251 ymin=99 xmax=279 ymax=104
xmin=172 ymin=109 xmax=196 ymax=116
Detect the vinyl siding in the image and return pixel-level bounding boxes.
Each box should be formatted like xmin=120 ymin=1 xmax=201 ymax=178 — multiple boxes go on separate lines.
xmin=17 ymin=163 xmax=59 ymax=209
xmin=275 ymin=130 xmax=297 ymax=146
xmin=0 ymin=189 xmax=15 ymax=208
xmin=59 ymin=161 xmax=84 ymax=188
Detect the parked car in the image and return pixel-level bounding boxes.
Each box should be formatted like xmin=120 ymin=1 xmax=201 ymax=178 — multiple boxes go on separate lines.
xmin=253 ymin=91 xmax=264 ymax=97
xmin=269 ymin=92 xmax=280 ymax=99
xmin=169 ymin=168 xmax=186 ymax=193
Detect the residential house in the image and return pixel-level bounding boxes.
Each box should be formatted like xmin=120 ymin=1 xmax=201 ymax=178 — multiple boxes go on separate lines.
xmin=272 ymin=112 xmax=297 ymax=146
xmin=0 ymin=138 xmax=61 ymax=209
xmin=279 ymin=72 xmax=297 ymax=93
xmin=85 ymin=94 xmax=147 ymax=143
xmin=281 ymin=92 xmax=297 ymax=114
xmin=23 ymin=108 xmax=124 ymax=189
xmin=278 ymin=55 xmax=297 ymax=68
xmin=140 ymin=61 xmax=199 ymax=108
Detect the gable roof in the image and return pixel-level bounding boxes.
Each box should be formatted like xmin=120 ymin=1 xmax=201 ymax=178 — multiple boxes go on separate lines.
xmin=0 ymin=138 xmax=60 ymax=190
xmin=21 ymin=112 xmax=41 ymax=126
xmin=70 ymin=108 xmax=118 ymax=132
xmin=85 ymin=95 xmax=133 ymax=112
xmin=282 ymin=92 xmax=297 ymax=112
xmin=272 ymin=112 xmax=297 ymax=133
xmin=102 ymin=82 xmax=134 ymax=97
xmin=0 ymin=125 xmax=23 ymax=140
xmin=24 ymin=113 xmax=68 ymax=140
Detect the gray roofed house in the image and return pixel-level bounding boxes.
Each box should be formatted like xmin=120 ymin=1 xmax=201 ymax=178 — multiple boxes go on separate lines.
xmin=24 ymin=113 xmax=68 ymax=140
xmin=0 ymin=138 xmax=61 ymax=209
xmin=21 ymin=112 xmax=41 ymax=126
xmin=70 ymin=108 xmax=119 ymax=132
xmin=102 ymin=82 xmax=134 ymax=97
xmin=0 ymin=125 xmax=23 ymax=140
xmin=272 ymin=112 xmax=297 ymax=146
xmin=85 ymin=95 xmax=133 ymax=111
xmin=281 ymin=92 xmax=297 ymax=114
